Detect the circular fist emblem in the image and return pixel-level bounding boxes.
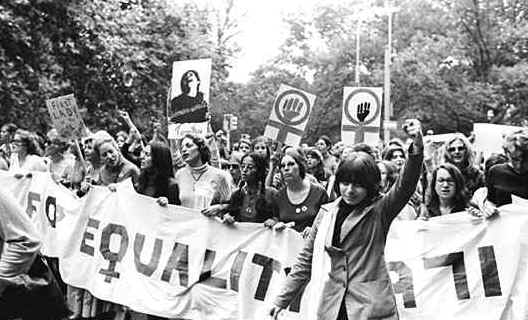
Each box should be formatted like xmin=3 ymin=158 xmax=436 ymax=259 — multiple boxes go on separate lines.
xmin=344 ymin=89 xmax=381 ymax=126
xmin=274 ymin=90 xmax=311 ymax=126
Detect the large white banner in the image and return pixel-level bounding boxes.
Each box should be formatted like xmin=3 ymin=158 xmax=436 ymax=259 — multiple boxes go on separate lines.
xmin=1 ymin=173 xmax=527 ymax=319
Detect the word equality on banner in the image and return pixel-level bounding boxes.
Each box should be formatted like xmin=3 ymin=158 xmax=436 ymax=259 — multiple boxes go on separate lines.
xmin=1 ymin=172 xmax=527 ymax=320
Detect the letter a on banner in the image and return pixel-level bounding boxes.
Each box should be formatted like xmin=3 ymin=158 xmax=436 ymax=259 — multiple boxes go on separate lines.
xmin=341 ymin=87 xmax=382 ymax=145
xmin=263 ymin=84 xmax=316 ymax=146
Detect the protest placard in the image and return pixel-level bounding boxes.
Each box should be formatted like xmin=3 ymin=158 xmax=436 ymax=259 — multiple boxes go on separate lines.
xmin=473 ymin=123 xmax=523 ymax=159
xmin=341 ymin=87 xmax=382 ymax=145
xmin=263 ymin=84 xmax=316 ymax=146
xmin=46 ymin=94 xmax=87 ymax=140
xmin=167 ymin=58 xmax=212 ymax=139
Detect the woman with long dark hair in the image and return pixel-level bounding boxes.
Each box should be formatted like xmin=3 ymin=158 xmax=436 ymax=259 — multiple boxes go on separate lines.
xmin=8 ymin=129 xmax=47 ymax=173
xmin=305 ymin=147 xmax=331 ymax=187
xmin=136 ymin=141 xmax=179 ymax=204
xmin=422 ymin=163 xmax=469 ymax=218
xmin=205 ymin=152 xmax=277 ymax=225
xmin=169 ymin=70 xmax=208 ymax=123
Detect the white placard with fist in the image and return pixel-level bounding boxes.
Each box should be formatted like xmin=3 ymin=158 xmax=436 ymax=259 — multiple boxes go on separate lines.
xmin=264 ymin=84 xmax=316 ymax=146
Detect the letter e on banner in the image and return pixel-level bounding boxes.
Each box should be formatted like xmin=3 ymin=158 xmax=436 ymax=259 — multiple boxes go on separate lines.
xmin=341 ymin=87 xmax=382 ymax=145
xmin=264 ymin=84 xmax=316 ymax=146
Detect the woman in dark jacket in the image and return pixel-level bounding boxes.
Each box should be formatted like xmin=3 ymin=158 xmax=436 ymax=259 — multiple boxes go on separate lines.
xmin=270 ymin=119 xmax=423 ymax=320
xmin=136 ymin=141 xmax=179 ymax=205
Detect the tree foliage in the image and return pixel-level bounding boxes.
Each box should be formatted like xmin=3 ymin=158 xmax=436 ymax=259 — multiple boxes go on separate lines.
xmin=0 ymin=0 xmax=240 ymax=137
xmin=221 ymin=0 xmax=528 ymax=142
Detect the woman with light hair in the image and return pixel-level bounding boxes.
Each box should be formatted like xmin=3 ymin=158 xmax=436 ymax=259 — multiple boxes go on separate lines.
xmin=441 ymin=134 xmax=484 ymax=195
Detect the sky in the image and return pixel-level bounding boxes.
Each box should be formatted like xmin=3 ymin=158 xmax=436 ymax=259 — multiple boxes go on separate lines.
xmin=226 ymin=0 xmax=319 ymax=83
xmin=181 ymin=0 xmax=379 ymax=83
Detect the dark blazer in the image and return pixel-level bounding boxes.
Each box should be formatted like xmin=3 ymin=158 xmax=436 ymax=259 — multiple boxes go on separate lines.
xmin=274 ymin=150 xmax=423 ymax=320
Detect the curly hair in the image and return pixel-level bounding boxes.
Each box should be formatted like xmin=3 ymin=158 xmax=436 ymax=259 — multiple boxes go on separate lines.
xmin=182 ymin=133 xmax=211 ymax=164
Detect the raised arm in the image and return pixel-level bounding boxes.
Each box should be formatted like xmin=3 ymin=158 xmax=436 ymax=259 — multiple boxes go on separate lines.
xmin=380 ymin=119 xmax=424 ymax=228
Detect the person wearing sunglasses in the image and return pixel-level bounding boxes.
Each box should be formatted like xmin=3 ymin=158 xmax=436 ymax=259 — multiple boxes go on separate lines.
xmin=8 ymin=129 xmax=47 ymax=173
xmin=442 ymin=134 xmax=484 ymax=195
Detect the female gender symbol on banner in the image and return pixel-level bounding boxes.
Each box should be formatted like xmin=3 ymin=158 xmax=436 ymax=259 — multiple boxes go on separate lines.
xmin=264 ymin=85 xmax=315 ymax=146
xmin=341 ymin=87 xmax=382 ymax=144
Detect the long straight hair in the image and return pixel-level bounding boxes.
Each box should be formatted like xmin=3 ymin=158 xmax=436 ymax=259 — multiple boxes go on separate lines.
xmin=137 ymin=141 xmax=174 ymax=198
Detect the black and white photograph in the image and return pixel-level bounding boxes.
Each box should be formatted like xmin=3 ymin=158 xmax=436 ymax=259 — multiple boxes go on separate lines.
xmin=0 ymin=0 xmax=527 ymax=319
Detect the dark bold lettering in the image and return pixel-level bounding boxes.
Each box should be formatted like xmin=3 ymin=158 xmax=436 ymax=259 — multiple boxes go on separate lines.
xmin=45 ymin=196 xmax=57 ymax=228
xmin=26 ymin=192 xmax=40 ymax=218
xmin=424 ymin=252 xmax=469 ymax=300
xmin=388 ymin=261 xmax=416 ymax=308
xmin=252 ymin=254 xmax=281 ymax=301
xmin=198 ymin=249 xmax=227 ymax=288
xmin=161 ymin=242 xmax=189 ymax=286
xmin=80 ymin=218 xmax=100 ymax=256
xmin=134 ymin=233 xmax=162 ymax=277
xmin=478 ymin=246 xmax=502 ymax=297
xmin=99 ymin=224 xmax=129 ymax=283
xmin=230 ymin=251 xmax=247 ymax=292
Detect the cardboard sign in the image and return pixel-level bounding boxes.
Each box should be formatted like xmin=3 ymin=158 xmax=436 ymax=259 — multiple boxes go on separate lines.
xmin=167 ymin=59 xmax=212 ymax=139
xmin=263 ymin=84 xmax=316 ymax=146
xmin=473 ymin=123 xmax=523 ymax=159
xmin=341 ymin=87 xmax=382 ymax=145
xmin=46 ymin=94 xmax=87 ymax=140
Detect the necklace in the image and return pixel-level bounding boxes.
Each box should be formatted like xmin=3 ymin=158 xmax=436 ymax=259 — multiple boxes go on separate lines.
xmin=190 ymin=164 xmax=208 ymax=191
xmin=242 ymin=185 xmax=259 ymax=216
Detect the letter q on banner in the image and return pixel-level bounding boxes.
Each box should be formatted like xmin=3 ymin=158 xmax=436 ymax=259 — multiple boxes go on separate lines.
xmin=263 ymin=84 xmax=316 ymax=146
xmin=341 ymin=87 xmax=382 ymax=145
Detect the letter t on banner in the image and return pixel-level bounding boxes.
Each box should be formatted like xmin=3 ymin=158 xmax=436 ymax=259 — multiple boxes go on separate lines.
xmin=263 ymin=84 xmax=316 ymax=147
xmin=341 ymin=87 xmax=382 ymax=145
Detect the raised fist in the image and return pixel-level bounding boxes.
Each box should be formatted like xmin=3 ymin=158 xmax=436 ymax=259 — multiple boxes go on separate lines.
xmin=282 ymin=97 xmax=304 ymax=122
xmin=357 ymin=102 xmax=370 ymax=122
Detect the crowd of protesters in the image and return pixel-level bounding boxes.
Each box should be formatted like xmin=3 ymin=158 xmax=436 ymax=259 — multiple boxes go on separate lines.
xmin=0 ymin=112 xmax=527 ymax=320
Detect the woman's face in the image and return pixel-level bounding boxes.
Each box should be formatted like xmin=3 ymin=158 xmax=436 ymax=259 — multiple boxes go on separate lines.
xmin=389 ymin=150 xmax=405 ymax=170
xmin=140 ymin=145 xmax=152 ymax=170
xmin=239 ymin=142 xmax=251 ymax=155
xmin=280 ymin=155 xmax=301 ymax=182
xmin=315 ymin=139 xmax=329 ymax=153
xmin=435 ymin=168 xmax=456 ymax=201
xmin=183 ymin=72 xmax=199 ymax=91
xmin=339 ymin=182 xmax=368 ymax=205
xmin=340 ymin=147 xmax=354 ymax=162
xmin=84 ymin=140 xmax=95 ymax=159
xmin=240 ymin=156 xmax=257 ymax=183
xmin=253 ymin=142 xmax=268 ymax=158
xmin=507 ymin=148 xmax=528 ymax=175
xmin=11 ymin=134 xmax=26 ymax=154
xmin=116 ymin=135 xmax=126 ymax=148
xmin=447 ymin=139 xmax=467 ymax=165
xmin=378 ymin=163 xmax=388 ymax=189
xmin=306 ymin=154 xmax=319 ymax=169
xmin=180 ymin=137 xmax=201 ymax=165
xmin=0 ymin=126 xmax=9 ymax=143
xmin=99 ymin=142 xmax=121 ymax=167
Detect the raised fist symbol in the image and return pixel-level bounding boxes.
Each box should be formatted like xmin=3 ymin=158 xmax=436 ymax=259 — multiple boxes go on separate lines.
xmin=282 ymin=97 xmax=304 ymax=122
xmin=357 ymin=102 xmax=370 ymax=122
